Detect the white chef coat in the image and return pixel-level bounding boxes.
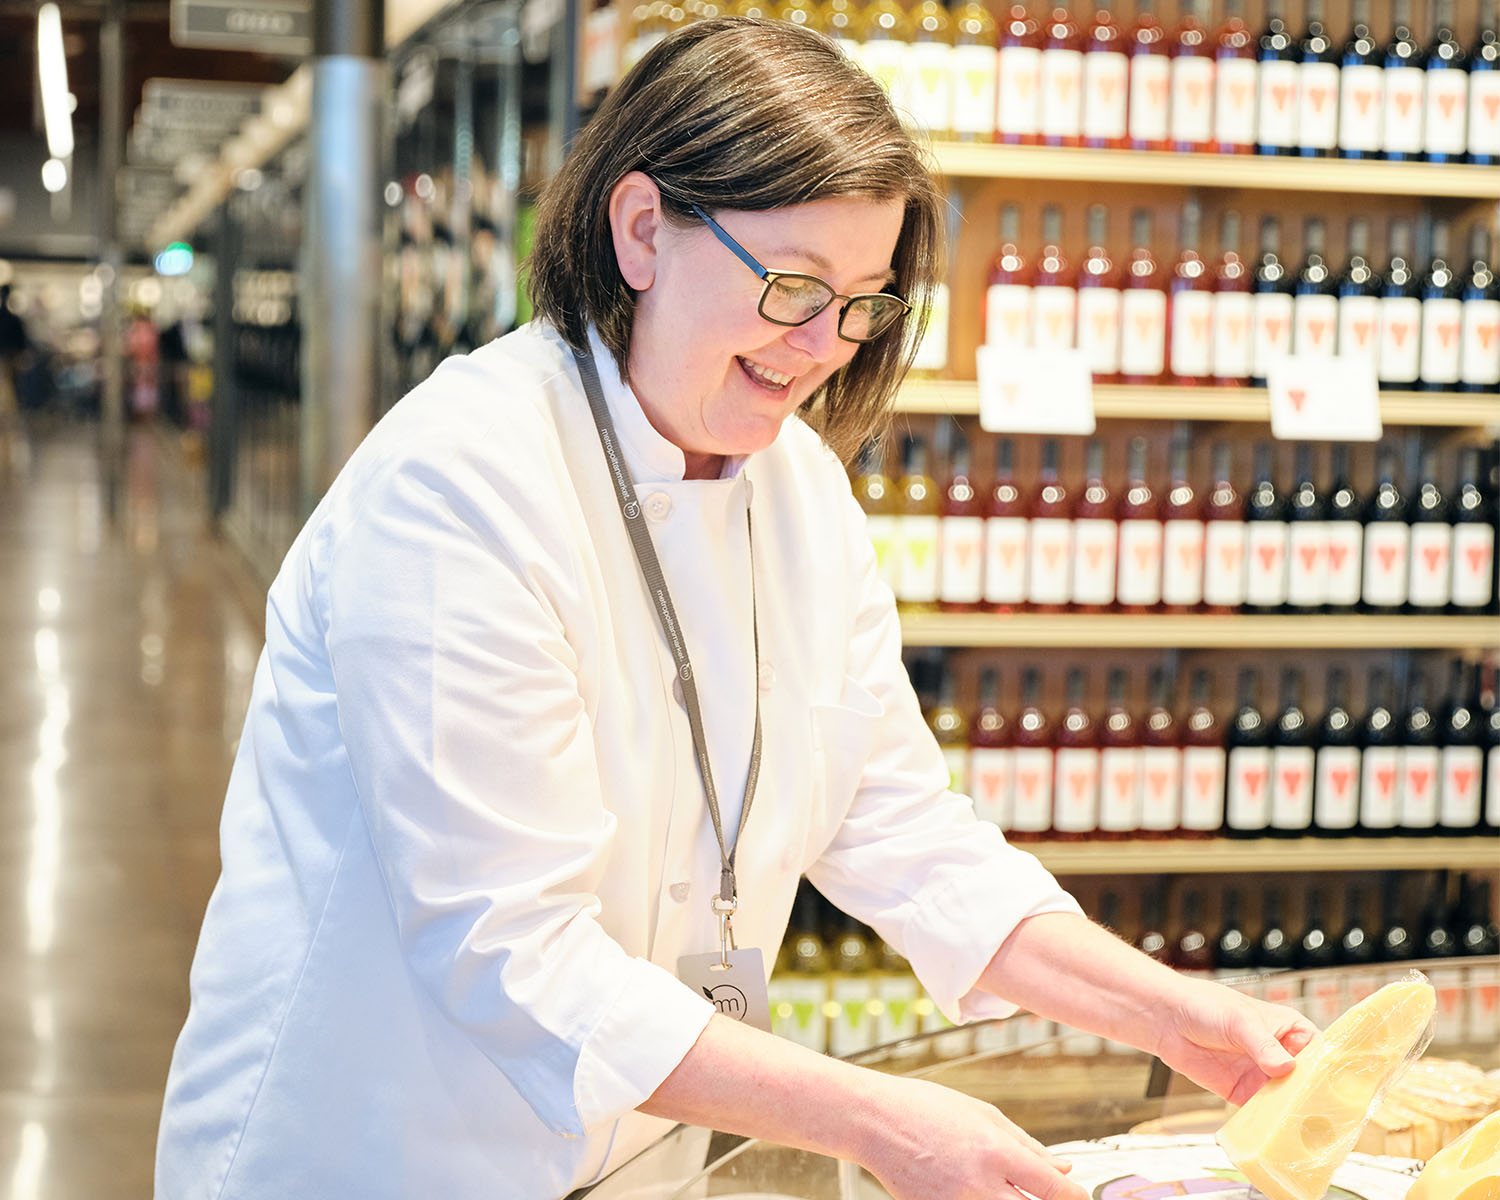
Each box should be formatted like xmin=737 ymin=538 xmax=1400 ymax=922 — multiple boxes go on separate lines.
xmin=155 ymin=321 xmax=1082 ymax=1200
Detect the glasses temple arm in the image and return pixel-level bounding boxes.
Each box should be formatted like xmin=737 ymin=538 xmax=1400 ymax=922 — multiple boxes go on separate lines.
xmin=690 ymin=203 xmax=769 ymax=280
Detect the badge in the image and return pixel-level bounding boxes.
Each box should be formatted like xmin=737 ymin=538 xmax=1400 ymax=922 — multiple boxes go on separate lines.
xmin=677 ymin=948 xmax=772 ymax=1033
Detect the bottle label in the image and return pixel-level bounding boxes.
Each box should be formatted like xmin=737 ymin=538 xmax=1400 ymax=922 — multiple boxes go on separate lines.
xmin=1407 ymin=521 xmax=1453 ymax=608
xmin=1451 ymin=522 xmax=1496 ymax=608
xmin=1425 ymin=68 xmax=1470 ymax=155
xmin=875 ymin=972 xmax=922 ymax=1047
xmin=1226 ymin=745 xmax=1272 ymax=831
xmin=940 ymin=514 xmax=985 ymax=605
xmin=1342 ymin=970 xmax=1382 ymax=1009
xmin=985 ymin=283 xmax=1034 ymax=349
xmin=1169 ymin=289 xmax=1215 ymax=378
xmin=1082 ymin=50 xmax=1130 ymax=140
xmin=1400 ymin=744 xmax=1440 ymax=828
xmin=1214 ymin=56 xmax=1258 ymax=146
xmin=1324 ymin=520 xmax=1364 ymax=608
xmin=1245 ymin=521 xmax=1289 ymax=606
xmin=1378 ymin=295 xmax=1423 ymax=383
xmin=1286 ymin=520 xmax=1328 ymax=608
xmin=1299 ymin=60 xmax=1341 ymax=150
xmin=997 ymin=44 xmax=1043 ymax=137
xmin=953 ymin=45 xmax=1001 ymax=139
xmin=1162 ymin=518 xmax=1205 ymax=606
xmin=913 ymin=282 xmax=950 ymax=372
xmin=1306 ymin=974 xmax=1344 ymax=1029
xmin=1181 ymin=745 xmax=1227 ymax=830
xmin=1314 ymin=745 xmax=1361 ymax=830
xmin=769 ymin=975 xmax=828 ymax=1052
xmin=858 ymin=39 xmax=913 ymax=113
xmin=1339 ymin=63 xmax=1385 ymax=152
xmin=1212 ymin=290 xmax=1255 ymax=380
xmin=984 ymin=515 xmax=1030 ymax=605
xmin=1252 ymin=290 xmax=1295 ymax=378
xmin=1040 ymin=48 xmax=1085 ymax=138
xmin=1027 ymin=517 xmax=1073 ymax=605
xmin=864 ymin=513 xmax=902 ymax=596
xmin=1128 ymin=53 xmax=1171 ymax=141
xmin=1470 ymin=70 xmax=1500 ymax=156
xmin=969 ymin=746 xmax=1014 ymax=827
xmin=1439 ymin=744 xmax=1484 ymax=829
xmin=1098 ymin=746 xmax=1143 ymax=832
xmin=1257 ymin=59 xmax=1301 ymax=148
xmin=1383 ymin=66 xmax=1426 ymax=154
xmin=1337 ymin=294 xmax=1382 ymax=365
xmin=1117 ymin=518 xmax=1165 ymax=605
xmin=1032 ymin=285 xmax=1079 ymax=352
xmin=942 ymin=744 xmax=970 ymax=795
xmin=1054 ymin=747 xmax=1101 ymax=832
xmin=1430 ymin=965 xmax=1468 ymax=1045
xmin=1360 ymin=745 xmax=1402 ymax=829
xmin=906 ymin=41 xmax=956 ymax=134
xmin=1293 ymin=292 xmax=1340 ymax=357
xmin=1361 ymin=521 xmax=1410 ymax=607
xmin=1011 ymin=746 xmax=1055 ymax=831
xmin=1421 ymin=296 xmax=1464 ymax=385
xmin=1140 ymin=745 xmax=1182 ymax=831
xmin=1077 ymin=286 xmax=1123 ymax=374
xmin=897 ymin=513 xmax=941 ymax=604
xmin=1119 ymin=289 xmax=1168 ymax=376
xmin=1461 ymin=297 xmax=1500 ymax=386
xmin=1203 ymin=519 xmax=1248 ymax=607
xmin=1169 ymin=54 xmax=1215 ymax=144
xmin=1271 ymin=745 xmax=1316 ymax=830
xmin=828 ymin=975 xmax=877 ymax=1057
xmin=1489 ymin=745 xmax=1500 ymax=828
xmin=1071 ymin=517 xmax=1119 ymax=606
xmin=1473 ymin=961 xmax=1500 ymax=1043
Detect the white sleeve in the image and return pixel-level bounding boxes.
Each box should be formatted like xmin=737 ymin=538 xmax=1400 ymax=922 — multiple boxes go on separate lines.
xmin=805 ymin=488 xmax=1083 ymax=1026
xmin=322 ymin=443 xmax=712 ymax=1138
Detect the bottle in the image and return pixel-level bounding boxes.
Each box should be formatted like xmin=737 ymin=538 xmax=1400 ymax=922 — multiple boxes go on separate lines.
xmin=969 ymin=666 xmax=1014 ymax=827
xmin=1423 ymin=0 xmax=1469 ymax=163
xmin=1070 ymin=439 xmax=1118 ymax=610
xmin=1459 ymin=877 xmax=1499 ymax=954
xmin=1338 ymin=0 xmax=1385 ymax=158
xmin=997 ymin=0 xmax=1045 ymax=145
xmin=1269 ymin=667 xmax=1316 ymax=835
xmin=1244 ymin=442 xmax=1289 ymax=613
xmin=984 ymin=438 xmax=1030 ymax=612
xmin=1292 ymin=217 xmax=1339 ymax=357
xmin=906 ymin=0 xmax=956 ymax=137
xmin=1451 ymin=446 xmax=1496 ymax=609
xmin=1486 ymin=665 xmax=1500 ymax=831
xmin=1097 ymin=667 xmax=1142 ymax=838
xmin=1285 ymin=444 xmax=1328 ymax=612
xmin=953 ymin=0 xmax=1001 ymax=142
xmin=1160 ymin=431 xmax=1204 ymax=610
xmin=1419 ymin=874 xmax=1466 ymax=1040
xmin=1126 ymin=0 xmax=1172 ymax=151
xmin=1362 ymin=444 xmax=1410 ymax=610
xmin=1054 ymin=666 xmax=1101 ymax=838
xmin=1213 ymin=0 xmax=1258 ymax=154
xmin=1212 ymin=210 xmax=1254 ymax=384
xmin=1202 ymin=443 xmax=1247 ymax=612
xmin=1137 ymin=888 xmax=1171 ymax=963
xmin=1338 ymin=884 xmax=1383 ymax=1007
xmin=1010 ymin=666 xmax=1055 ymax=839
xmin=623 ymin=0 xmax=687 ymax=71
xmin=1032 ymin=206 xmax=1078 ymax=354
xmin=1120 ymin=209 xmax=1168 ymax=384
xmin=1077 ymin=205 xmax=1124 ymax=381
xmin=1314 ymin=666 xmax=1362 ymax=835
xmin=1140 ymin=665 xmax=1183 ymax=835
xmin=896 ymin=435 xmax=942 ymax=610
xmin=1383 ymin=0 xmax=1426 ymax=160
xmin=854 ymin=440 xmax=902 ymax=597
xmin=1039 ymin=1 xmax=1086 ymax=145
xmin=1420 ymin=219 xmax=1465 ymax=390
xmin=1028 ymin=439 xmax=1073 ymax=610
xmin=1470 ymin=0 xmax=1500 ymax=165
xmin=985 ymin=205 xmax=1033 ymax=353
xmin=856 ymin=0 xmax=915 ymax=114
xmin=1168 ymin=198 xmax=1215 ymax=383
xmin=1256 ymin=4 xmax=1300 ymax=155
xmin=772 ymin=882 xmax=832 ymax=1052
xmin=1360 ymin=667 xmax=1403 ymax=834
xmin=1169 ymin=0 xmax=1215 ymax=152
xmin=1300 ymin=887 xmax=1344 ymax=1027
xmin=1440 ymin=659 xmax=1484 ymax=833
xmin=1081 ymin=0 xmax=1130 ymax=148
xmin=1174 ymin=889 xmax=1217 ymax=976
xmin=1379 ymin=873 xmax=1418 ymax=969
xmin=1181 ymin=667 xmax=1227 ymax=836
xmin=1324 ymin=444 xmax=1364 ymax=611
xmin=937 ymin=422 xmax=984 ymax=612
xmin=1401 ymin=670 xmax=1442 ymax=832
xmin=1251 ymin=215 xmax=1296 ymax=386
xmin=1459 ymin=225 xmax=1500 ymax=391
xmin=1379 ymin=219 xmax=1425 ymax=390
xmin=827 ymin=908 xmax=879 ymax=1057
xmin=1215 ymin=888 xmax=1259 ymax=979
xmin=1406 ymin=445 xmax=1454 ymax=612
xmin=1115 ymin=437 xmax=1164 ymax=610
xmin=1296 ymin=0 xmax=1341 ymax=155
xmin=928 ymin=658 xmax=972 ymax=793
xmin=1258 ymin=890 xmax=1299 ymax=972
xmin=1336 ymin=217 xmax=1384 ymax=368
xmin=818 ymin=0 xmax=861 ymax=55
xmin=1226 ymin=666 xmax=1273 ymax=837
xmin=1420 ymin=876 xmax=1460 ymax=955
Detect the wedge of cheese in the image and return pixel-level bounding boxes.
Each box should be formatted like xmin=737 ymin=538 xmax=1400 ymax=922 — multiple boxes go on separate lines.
xmin=1217 ymin=978 xmax=1436 ymax=1200
xmin=1406 ymin=1108 xmax=1500 ymax=1200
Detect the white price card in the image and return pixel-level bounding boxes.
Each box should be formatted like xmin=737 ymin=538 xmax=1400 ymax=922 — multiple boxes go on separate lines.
xmin=976 ymin=345 xmax=1096 ymax=435
xmin=1267 ymin=354 xmax=1382 ymax=442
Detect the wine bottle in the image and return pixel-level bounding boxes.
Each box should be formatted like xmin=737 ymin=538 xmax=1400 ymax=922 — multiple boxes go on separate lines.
xmin=1300 ymin=887 xmax=1344 ymax=1027
xmin=928 ymin=658 xmax=972 ymax=793
xmin=1458 ymin=876 xmax=1499 ymax=955
xmin=1339 ymin=884 xmax=1382 ymax=1007
xmin=1361 ymin=667 xmax=1404 ymax=834
xmin=856 ymin=0 xmax=915 ymax=114
xmin=1126 ymin=0 xmax=1172 ymax=150
xmin=1406 ymin=444 xmax=1454 ymax=612
xmin=1202 ymin=442 xmax=1247 ymax=611
xmin=1216 ymin=888 xmax=1259 ymax=979
xmin=1116 ymin=436 xmax=1164 ymax=610
xmin=1244 ymin=442 xmax=1289 ymax=612
xmin=1120 ymin=209 xmax=1168 ymax=383
xmin=1054 ymin=666 xmax=1101 ymax=838
xmin=854 ymin=440 xmax=902 ymax=596
xmin=1383 ymin=0 xmax=1426 ymax=160
xmin=1258 ymin=890 xmax=1299 ymax=971
xmin=1251 ymin=215 xmax=1296 ymax=386
xmin=818 ymin=0 xmax=862 ymax=55
xmin=1098 ymin=666 xmax=1143 ymax=838
xmin=1213 ymin=0 xmax=1258 ymax=154
xmin=1486 ymin=664 xmax=1500 ymax=831
xmin=997 ymin=0 xmax=1044 ymax=144
xmin=1338 ymin=0 xmax=1385 ymax=158
xmin=896 ymin=434 xmax=941 ymax=610
xmin=1314 ymin=666 xmax=1362 ymax=835
xmin=1401 ymin=669 xmax=1442 ymax=832
xmin=1032 ymin=205 xmax=1078 ymax=354
xmin=1071 ymin=439 xmax=1118 ymax=610
xmin=1256 ymin=4 xmax=1300 ymax=154
xmin=953 ymin=0 xmax=1001 ymax=141
xmin=1379 ymin=219 xmax=1424 ymax=389
xmin=969 ymin=666 xmax=1014 ymax=827
xmin=1337 ymin=217 xmax=1384 ymax=367
xmin=1174 ymin=889 xmax=1217 ymax=976
xmin=907 ymin=0 xmax=957 ymax=137
xmin=1160 ymin=431 xmax=1204 ymax=610
xmin=1423 ymin=0 xmax=1470 ymax=164
xmin=984 ymin=437 xmax=1030 ymax=612
xmin=1361 ymin=444 xmax=1410 ymax=610
xmin=1470 ymin=0 xmax=1500 ymax=165
xmin=1459 ymin=224 xmax=1500 ymax=391
xmin=1141 ymin=665 xmax=1183 ymax=835
xmin=938 ymin=422 xmax=985 ymax=612
xmin=1325 ymin=444 xmax=1365 ymax=610
xmin=1379 ymin=873 xmax=1418 ymax=974
xmin=1286 ymin=443 xmax=1329 ymax=612
xmin=1226 ymin=666 xmax=1273 ymax=837
xmin=985 ymin=204 xmax=1033 ymax=352
xmin=1169 ymin=0 xmax=1215 ymax=152
xmin=1292 ymin=216 xmax=1339 ymax=356
xmin=1028 ymin=439 xmax=1073 ymax=610
xmin=1011 ymin=665 xmax=1055 ymax=839
xmin=1039 ymin=0 xmax=1086 ymax=146
xmin=1081 ymin=0 xmax=1130 ymax=148
xmin=1138 ymin=887 xmax=1171 ymax=963
xmin=1077 ymin=204 xmax=1124 ymax=381
xmin=1270 ymin=666 xmax=1316 ymax=835
xmin=1212 ymin=210 xmax=1254 ymax=384
xmin=1168 ymin=198 xmax=1215 ymax=383
xmin=1296 ymin=0 xmax=1341 ymax=155
xmin=773 ymin=880 xmax=832 ymax=1052
xmin=1450 ymin=446 xmax=1496 ymax=609
xmin=1420 ymin=218 xmax=1465 ymax=390
xmin=1440 ymin=659 xmax=1484 ymax=833
xmin=1181 ymin=667 xmax=1227 ymax=836
xmin=827 ymin=907 xmax=879 ymax=1057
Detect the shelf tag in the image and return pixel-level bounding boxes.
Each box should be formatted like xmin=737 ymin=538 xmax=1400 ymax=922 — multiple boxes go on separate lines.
xmin=976 ymin=345 xmax=1096 ymax=435
xmin=1267 ymin=354 xmax=1382 ymax=442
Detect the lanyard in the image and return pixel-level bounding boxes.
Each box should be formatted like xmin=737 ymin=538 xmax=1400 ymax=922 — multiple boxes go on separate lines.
xmin=573 ymin=345 xmax=762 ymax=961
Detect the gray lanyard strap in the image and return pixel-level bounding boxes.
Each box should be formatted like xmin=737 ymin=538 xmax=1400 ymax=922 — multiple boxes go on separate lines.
xmin=573 ymin=344 xmax=762 ymax=935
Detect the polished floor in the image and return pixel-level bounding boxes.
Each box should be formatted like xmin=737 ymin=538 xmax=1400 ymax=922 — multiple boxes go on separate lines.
xmin=0 ymin=419 xmax=264 ymax=1198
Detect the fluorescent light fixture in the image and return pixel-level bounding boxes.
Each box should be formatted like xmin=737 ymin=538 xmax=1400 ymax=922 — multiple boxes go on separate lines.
xmin=36 ymin=4 xmax=74 ymax=161
xmin=40 ymin=158 xmax=67 ymax=194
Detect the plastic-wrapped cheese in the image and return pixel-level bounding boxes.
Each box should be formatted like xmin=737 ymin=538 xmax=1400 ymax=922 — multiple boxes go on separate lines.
xmin=1217 ymin=975 xmax=1436 ymax=1200
xmin=1406 ymin=1108 xmax=1500 ymax=1200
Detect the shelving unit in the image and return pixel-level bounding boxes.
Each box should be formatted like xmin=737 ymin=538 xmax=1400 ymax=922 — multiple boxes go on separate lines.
xmin=1026 ymin=835 xmax=1500 ymax=875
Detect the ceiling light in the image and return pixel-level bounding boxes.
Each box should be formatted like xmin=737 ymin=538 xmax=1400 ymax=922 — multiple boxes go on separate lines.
xmin=40 ymin=158 xmax=67 ymax=194
xmin=36 ymin=5 xmax=74 ymax=161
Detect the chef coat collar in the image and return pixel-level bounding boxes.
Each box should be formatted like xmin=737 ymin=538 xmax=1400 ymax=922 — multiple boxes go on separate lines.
xmin=585 ymin=326 xmax=749 ymax=484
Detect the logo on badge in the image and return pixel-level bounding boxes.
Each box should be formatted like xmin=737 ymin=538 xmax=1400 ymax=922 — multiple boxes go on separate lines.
xmin=624 ymin=501 xmax=640 ymax=520
xmin=704 ymin=983 xmax=748 ymax=1019
xmin=680 ymin=663 xmax=692 ymax=681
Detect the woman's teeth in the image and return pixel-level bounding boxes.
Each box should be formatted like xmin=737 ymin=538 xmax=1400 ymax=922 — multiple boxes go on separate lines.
xmin=740 ymin=358 xmax=793 ymax=389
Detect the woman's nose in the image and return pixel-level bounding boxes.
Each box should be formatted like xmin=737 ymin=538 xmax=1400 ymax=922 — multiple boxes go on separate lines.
xmin=783 ymin=302 xmax=846 ymax=363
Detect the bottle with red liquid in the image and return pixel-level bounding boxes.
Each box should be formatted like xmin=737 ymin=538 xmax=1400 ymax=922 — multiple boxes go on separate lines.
xmin=1032 ymin=205 xmax=1078 ymax=355
xmin=1077 ymin=204 xmax=1124 ymax=381
xmin=997 ymin=0 xmax=1044 ymax=145
xmin=1028 ymin=439 xmax=1073 ymax=610
xmin=1202 ymin=441 xmax=1247 ymax=612
xmin=1120 ymin=208 xmax=1168 ymax=384
xmin=937 ymin=421 xmax=985 ymax=612
xmin=1168 ymin=197 xmax=1215 ymax=384
xmin=1170 ymin=0 xmax=1215 ymax=153
xmin=1098 ymin=667 xmax=1142 ymax=839
xmin=1213 ymin=0 xmax=1258 ymax=154
xmin=1211 ymin=210 xmax=1254 ymax=385
xmin=969 ymin=666 xmax=1014 ymax=828
xmin=1141 ymin=665 xmax=1183 ymax=836
xmin=1116 ymin=436 xmax=1164 ymax=611
xmin=1054 ymin=666 xmax=1102 ymax=839
xmin=984 ymin=437 xmax=1029 ymax=612
xmin=1180 ymin=667 xmax=1227 ymax=836
xmin=1011 ymin=666 xmax=1055 ymax=840
xmin=1126 ymin=0 xmax=1171 ymax=151
xmin=985 ymin=204 xmax=1033 ymax=353
xmin=1161 ymin=430 xmax=1205 ymax=610
xmin=1040 ymin=1 xmax=1086 ymax=146
xmin=1081 ymin=0 xmax=1129 ymax=148
xmin=1070 ymin=439 xmax=1118 ymax=611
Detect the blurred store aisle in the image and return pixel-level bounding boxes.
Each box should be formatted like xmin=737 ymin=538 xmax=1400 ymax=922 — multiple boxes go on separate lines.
xmin=0 ymin=419 xmax=262 ymax=1198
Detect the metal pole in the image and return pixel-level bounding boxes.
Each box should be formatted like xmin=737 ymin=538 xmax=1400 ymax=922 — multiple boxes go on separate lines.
xmin=210 ymin=204 xmax=238 ymax=520
xmin=301 ymin=0 xmax=385 ymax=517
xmin=97 ymin=0 xmax=125 ymax=520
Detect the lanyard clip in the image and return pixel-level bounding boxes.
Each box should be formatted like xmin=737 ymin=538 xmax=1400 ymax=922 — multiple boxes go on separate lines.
xmin=710 ymin=896 xmax=738 ymax=970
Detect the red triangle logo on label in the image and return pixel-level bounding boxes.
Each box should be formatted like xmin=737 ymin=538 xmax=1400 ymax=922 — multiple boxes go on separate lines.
xmin=1453 ymin=768 xmax=1476 ymax=795
xmin=1354 ymin=320 xmax=1373 ymax=346
xmin=1422 ymin=544 xmax=1447 ymax=573
xmin=1330 ymin=768 xmax=1352 ymax=797
xmin=980 ymin=770 xmax=1004 ymax=801
xmin=1355 ymin=90 xmax=1375 ymax=116
xmin=1086 ymin=543 xmax=1105 ymax=569
xmin=1481 ymin=324 xmax=1500 ymax=351
xmin=1439 ymin=323 xmax=1460 ymax=349
xmin=1242 ymin=768 xmax=1267 ymax=798
xmin=1467 ymin=543 xmax=1493 ymax=573
xmin=1328 ymin=544 xmax=1348 ymax=570
xmin=1377 ymin=544 xmax=1399 ymax=572
xmin=1193 ymin=769 xmax=1217 ymax=796
xmin=1439 ymin=93 xmax=1458 ymax=119
xmin=1288 ymin=387 xmax=1308 ymax=412
xmin=1258 ymin=543 xmax=1279 ymax=571
xmin=1148 ymin=770 xmax=1170 ymax=796
xmin=1376 ymin=767 xmax=1397 ymax=796
xmin=1299 ymin=544 xmax=1319 ymax=571
xmin=1392 ymin=323 xmax=1412 ymax=348
xmin=1487 ymin=94 xmax=1500 ymax=120
xmin=1409 ymin=768 xmax=1431 ymax=795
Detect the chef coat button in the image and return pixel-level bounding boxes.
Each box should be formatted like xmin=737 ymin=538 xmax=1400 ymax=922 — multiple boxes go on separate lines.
xmin=758 ymin=662 xmax=776 ymax=692
xmin=644 ymin=492 xmax=673 ymax=522
xmin=669 ymin=881 xmax=691 ymax=903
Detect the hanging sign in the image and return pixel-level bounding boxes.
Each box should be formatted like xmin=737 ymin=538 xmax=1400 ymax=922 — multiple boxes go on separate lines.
xmin=170 ymin=0 xmax=311 ymax=55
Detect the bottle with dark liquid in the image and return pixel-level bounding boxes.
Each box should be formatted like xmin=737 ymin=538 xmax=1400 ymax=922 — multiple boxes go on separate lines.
xmin=1423 ymin=0 xmax=1470 ymax=164
xmin=1174 ymin=889 xmax=1217 ymax=976
xmin=1313 ymin=666 xmax=1362 ymax=835
xmin=1292 ymin=216 xmax=1339 ymax=357
xmin=1161 ymin=431 xmax=1204 ymax=611
xmin=1116 ymin=437 xmax=1164 ymax=611
xmin=1202 ymin=443 xmax=1247 ymax=612
xmin=1299 ymin=887 xmax=1344 ymax=1026
xmin=969 ymin=666 xmax=1013 ymax=828
xmin=1169 ymin=0 xmax=1215 ymax=152
xmin=1126 ymin=0 xmax=1172 ymax=151
xmin=1336 ymin=217 xmax=1384 ymax=367
xmin=937 ymin=422 xmax=985 ymax=612
xmin=1324 ymin=444 xmax=1364 ymax=611
xmin=1406 ymin=445 xmax=1454 ymax=613
xmin=1077 ymin=205 xmax=1124 ymax=381
xmin=1081 ymin=0 xmax=1130 ymax=149
xmin=1296 ymin=0 xmax=1341 ymax=155
xmin=1011 ymin=666 xmax=1055 ymax=840
xmin=1211 ymin=210 xmax=1254 ymax=384
xmin=1226 ymin=667 xmax=1273 ymax=837
xmin=1070 ymin=439 xmax=1118 ymax=612
xmin=1285 ymin=444 xmax=1329 ymax=613
xmin=1215 ymin=888 xmax=1259 ymax=980
xmin=1120 ymin=209 xmax=1168 ymax=385
xmin=1054 ymin=666 xmax=1101 ymax=839
xmin=1244 ymin=443 xmax=1289 ymax=613
xmin=1450 ymin=446 xmax=1496 ymax=610
xmin=1338 ymin=0 xmax=1385 ymax=158
xmin=1098 ymin=666 xmax=1143 ymax=839
xmin=1032 ymin=205 xmax=1077 ymax=354
xmin=1459 ymin=225 xmax=1500 ymax=391
xmin=1140 ymin=665 xmax=1183 ymax=836
xmin=1028 ymin=439 xmax=1073 ymax=611
xmin=896 ymin=434 xmax=941 ymax=611
xmin=1439 ymin=659 xmax=1484 ymax=833
xmin=1251 ymin=215 xmax=1295 ymax=385
xmin=1361 ymin=667 xmax=1404 ymax=834
xmin=1213 ymin=0 xmax=1258 ymax=154
xmin=1256 ymin=4 xmax=1300 ymax=155
xmin=1401 ymin=670 xmax=1442 ymax=833
xmin=1379 ymin=874 xmax=1419 ymax=975
xmin=1420 ymin=219 xmax=1466 ymax=390
xmin=1258 ymin=890 xmax=1300 ymax=971
xmin=1485 ymin=664 xmax=1500 ymax=832
xmin=1383 ymin=0 xmax=1427 ymax=161
xmin=1181 ymin=667 xmax=1226 ymax=836
xmin=1361 ymin=445 xmax=1410 ymax=611
xmin=1458 ymin=877 xmax=1499 ymax=956
xmin=1340 ymin=885 xmax=1382 ymax=1009
xmin=1378 ymin=219 xmax=1424 ymax=390
xmin=1470 ymin=0 xmax=1500 ymax=165
xmin=1168 ymin=198 xmax=1215 ymax=383
xmin=1138 ymin=887 xmax=1171 ymax=963
xmin=1420 ymin=875 xmax=1460 ymax=958
xmin=1270 ymin=667 xmax=1316 ymax=836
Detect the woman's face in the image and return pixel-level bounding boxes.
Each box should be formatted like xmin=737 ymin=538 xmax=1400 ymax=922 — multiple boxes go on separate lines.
xmin=613 ymin=175 xmax=906 ymax=478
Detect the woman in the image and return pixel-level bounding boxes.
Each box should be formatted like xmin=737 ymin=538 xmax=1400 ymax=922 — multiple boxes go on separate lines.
xmin=156 ymin=19 xmax=1314 ymax=1200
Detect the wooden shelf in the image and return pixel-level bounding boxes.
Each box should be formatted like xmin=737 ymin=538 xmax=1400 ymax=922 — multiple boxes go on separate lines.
xmin=929 ymin=142 xmax=1500 ymax=199
xmin=1026 ymin=835 xmax=1500 ymax=875
xmin=899 ymin=612 xmax=1500 ymax=649
xmin=895 ymin=380 xmax=1500 ymax=427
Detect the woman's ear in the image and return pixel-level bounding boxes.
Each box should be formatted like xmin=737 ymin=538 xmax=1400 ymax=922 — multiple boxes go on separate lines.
xmin=608 ymin=171 xmax=664 ymax=291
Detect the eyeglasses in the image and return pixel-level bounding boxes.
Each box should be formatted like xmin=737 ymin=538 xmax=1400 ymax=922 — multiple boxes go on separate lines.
xmin=689 ymin=203 xmax=910 ymax=343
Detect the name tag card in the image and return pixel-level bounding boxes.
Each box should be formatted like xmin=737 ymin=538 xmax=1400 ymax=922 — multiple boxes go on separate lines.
xmin=976 ymin=345 xmax=1097 ymax=436
xmin=678 ymin=948 xmax=772 ymax=1032
xmin=1267 ymin=355 xmax=1382 ymax=442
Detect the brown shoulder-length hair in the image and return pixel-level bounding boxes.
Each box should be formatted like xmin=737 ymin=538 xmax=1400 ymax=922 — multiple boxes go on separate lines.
xmin=528 ymin=17 xmax=943 ymax=462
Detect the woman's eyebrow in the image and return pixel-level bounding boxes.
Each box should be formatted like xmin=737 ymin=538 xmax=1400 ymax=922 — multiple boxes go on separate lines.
xmin=763 ymin=245 xmax=897 ymax=287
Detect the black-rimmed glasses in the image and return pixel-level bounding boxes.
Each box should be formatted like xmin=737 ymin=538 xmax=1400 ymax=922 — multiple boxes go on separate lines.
xmin=689 ymin=203 xmax=910 ymax=344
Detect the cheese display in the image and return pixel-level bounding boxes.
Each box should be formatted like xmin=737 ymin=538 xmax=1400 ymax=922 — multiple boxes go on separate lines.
xmin=1216 ymin=976 xmax=1437 ymax=1200
xmin=1405 ymin=1109 xmax=1500 ymax=1200
xmin=1356 ymin=1059 xmax=1500 ymax=1160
